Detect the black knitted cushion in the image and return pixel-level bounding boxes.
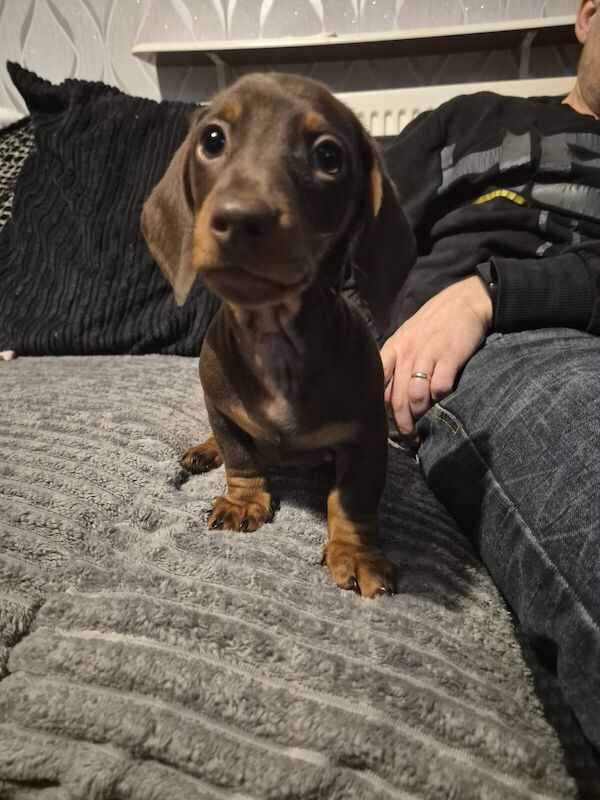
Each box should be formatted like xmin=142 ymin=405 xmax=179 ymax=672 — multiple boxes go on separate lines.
xmin=0 ymin=63 xmax=219 ymax=356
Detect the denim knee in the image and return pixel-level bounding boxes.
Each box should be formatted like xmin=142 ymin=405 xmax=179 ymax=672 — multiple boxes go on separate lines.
xmin=417 ymin=328 xmax=600 ymax=749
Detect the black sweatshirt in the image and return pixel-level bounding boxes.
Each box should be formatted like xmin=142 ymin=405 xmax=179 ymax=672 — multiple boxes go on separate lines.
xmin=381 ymin=91 xmax=600 ymax=335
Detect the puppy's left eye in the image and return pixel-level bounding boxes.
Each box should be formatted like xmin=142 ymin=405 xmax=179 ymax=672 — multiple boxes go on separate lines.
xmin=312 ymin=137 xmax=344 ymax=176
xmin=200 ymin=125 xmax=227 ymax=158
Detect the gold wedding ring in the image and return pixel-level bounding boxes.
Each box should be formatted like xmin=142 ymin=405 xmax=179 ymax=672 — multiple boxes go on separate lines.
xmin=410 ymin=371 xmax=430 ymax=380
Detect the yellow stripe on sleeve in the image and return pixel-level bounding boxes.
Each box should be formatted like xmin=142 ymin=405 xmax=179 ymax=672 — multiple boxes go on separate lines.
xmin=472 ymin=189 xmax=527 ymax=206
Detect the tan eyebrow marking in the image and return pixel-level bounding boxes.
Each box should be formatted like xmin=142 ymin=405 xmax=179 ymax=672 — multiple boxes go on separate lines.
xmin=221 ymin=99 xmax=242 ymax=123
xmin=302 ymin=111 xmax=326 ymax=132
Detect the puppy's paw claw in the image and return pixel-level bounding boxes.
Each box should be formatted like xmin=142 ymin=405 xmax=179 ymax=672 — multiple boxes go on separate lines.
xmin=323 ymin=543 xmax=395 ymax=599
xmin=180 ymin=441 xmax=223 ymax=474
xmin=207 ymin=494 xmax=273 ymax=533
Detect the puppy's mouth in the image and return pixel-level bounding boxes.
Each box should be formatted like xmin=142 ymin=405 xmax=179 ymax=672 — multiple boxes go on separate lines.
xmin=200 ymin=263 xmax=311 ymax=306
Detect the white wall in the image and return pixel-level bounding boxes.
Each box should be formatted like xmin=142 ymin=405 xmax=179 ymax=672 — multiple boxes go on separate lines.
xmin=0 ymin=0 xmax=578 ymax=114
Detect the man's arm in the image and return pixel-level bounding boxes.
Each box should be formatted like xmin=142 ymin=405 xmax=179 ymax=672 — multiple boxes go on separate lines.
xmin=382 ymin=109 xmax=444 ymax=248
xmin=381 ymin=102 xmax=600 ymax=440
xmin=488 ymin=244 xmax=600 ymax=334
xmin=381 ymin=243 xmax=600 ymax=444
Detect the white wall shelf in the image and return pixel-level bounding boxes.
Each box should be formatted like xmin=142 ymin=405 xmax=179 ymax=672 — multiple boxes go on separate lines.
xmin=132 ymin=16 xmax=576 ymax=68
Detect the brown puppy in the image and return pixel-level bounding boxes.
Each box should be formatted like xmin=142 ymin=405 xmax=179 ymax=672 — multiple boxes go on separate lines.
xmin=142 ymin=73 xmax=415 ymax=597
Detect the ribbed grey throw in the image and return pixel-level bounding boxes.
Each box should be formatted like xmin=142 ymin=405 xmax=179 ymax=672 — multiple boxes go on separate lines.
xmin=0 ymin=356 xmax=576 ymax=798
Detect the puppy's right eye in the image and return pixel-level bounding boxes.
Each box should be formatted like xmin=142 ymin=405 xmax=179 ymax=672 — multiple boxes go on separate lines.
xmin=200 ymin=125 xmax=227 ymax=158
xmin=311 ymin=136 xmax=345 ymax=177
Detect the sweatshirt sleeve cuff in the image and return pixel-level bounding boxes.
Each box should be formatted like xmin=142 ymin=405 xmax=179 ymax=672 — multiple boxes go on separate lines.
xmin=490 ymin=253 xmax=593 ymax=333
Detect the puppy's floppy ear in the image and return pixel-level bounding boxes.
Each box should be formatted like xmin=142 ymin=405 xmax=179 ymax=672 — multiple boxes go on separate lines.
xmin=141 ymin=108 xmax=207 ymax=306
xmin=350 ymin=130 xmax=416 ymax=334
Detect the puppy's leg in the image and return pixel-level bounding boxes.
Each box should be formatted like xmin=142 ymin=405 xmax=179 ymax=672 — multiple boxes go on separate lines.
xmin=180 ymin=435 xmax=223 ymax=473
xmin=205 ymin=404 xmax=273 ymax=533
xmin=324 ymin=424 xmax=395 ymax=598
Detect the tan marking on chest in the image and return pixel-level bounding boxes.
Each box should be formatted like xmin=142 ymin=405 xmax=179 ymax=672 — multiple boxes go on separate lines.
xmin=262 ymin=393 xmax=295 ymax=428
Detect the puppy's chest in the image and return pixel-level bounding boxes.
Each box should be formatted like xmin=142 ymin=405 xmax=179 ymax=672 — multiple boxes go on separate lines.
xmin=257 ymin=381 xmax=308 ymax=450
xmin=246 ymin=332 xmax=303 ymax=431
xmin=254 ymin=390 xmax=358 ymax=465
xmin=226 ymin=384 xmax=335 ymax=464
xmin=226 ymin=311 xmax=352 ymax=461
xmin=219 ymin=367 xmax=355 ymax=465
xmin=261 ymin=392 xmax=295 ymax=429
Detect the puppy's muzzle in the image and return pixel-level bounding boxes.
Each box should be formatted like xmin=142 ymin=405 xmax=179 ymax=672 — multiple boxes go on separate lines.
xmin=201 ymin=192 xmax=308 ymax=306
xmin=210 ymin=195 xmax=279 ymax=249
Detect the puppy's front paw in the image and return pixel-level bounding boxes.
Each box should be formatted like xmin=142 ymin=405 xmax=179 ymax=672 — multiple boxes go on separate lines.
xmin=323 ymin=542 xmax=395 ymax=598
xmin=180 ymin=437 xmax=223 ymax=474
xmin=207 ymin=494 xmax=274 ymax=532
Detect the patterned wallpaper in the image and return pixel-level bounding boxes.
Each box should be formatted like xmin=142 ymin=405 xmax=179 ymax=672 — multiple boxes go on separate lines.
xmin=0 ymin=0 xmax=579 ymax=115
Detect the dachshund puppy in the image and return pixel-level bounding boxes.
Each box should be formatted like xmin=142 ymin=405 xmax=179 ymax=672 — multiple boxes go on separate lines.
xmin=142 ymin=73 xmax=414 ymax=597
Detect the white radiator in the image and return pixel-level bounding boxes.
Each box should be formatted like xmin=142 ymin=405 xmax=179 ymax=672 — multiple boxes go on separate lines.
xmin=337 ymin=76 xmax=574 ymax=136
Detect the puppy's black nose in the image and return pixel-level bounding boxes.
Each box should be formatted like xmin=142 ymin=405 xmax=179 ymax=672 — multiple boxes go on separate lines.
xmin=211 ymin=197 xmax=278 ymax=245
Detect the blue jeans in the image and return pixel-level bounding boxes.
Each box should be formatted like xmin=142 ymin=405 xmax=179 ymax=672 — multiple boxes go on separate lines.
xmin=417 ymin=328 xmax=600 ymax=750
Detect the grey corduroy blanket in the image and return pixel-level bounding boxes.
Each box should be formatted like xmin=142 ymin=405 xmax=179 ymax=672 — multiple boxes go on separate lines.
xmin=0 ymin=356 xmax=576 ymax=799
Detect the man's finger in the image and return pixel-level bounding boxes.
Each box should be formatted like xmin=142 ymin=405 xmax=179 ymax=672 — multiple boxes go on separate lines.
xmin=389 ymin=372 xmax=416 ymax=438
xmin=407 ymin=359 xmax=435 ymax=420
xmin=430 ymin=361 xmax=458 ymax=402
xmin=384 ymin=381 xmax=392 ymax=405
xmin=380 ymin=342 xmax=397 ymax=386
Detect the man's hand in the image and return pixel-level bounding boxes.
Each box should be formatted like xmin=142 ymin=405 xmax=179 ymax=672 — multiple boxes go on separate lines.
xmin=380 ymin=276 xmax=493 ymax=445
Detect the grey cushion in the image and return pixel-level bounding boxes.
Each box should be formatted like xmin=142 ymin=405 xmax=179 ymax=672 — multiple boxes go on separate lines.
xmin=0 ymin=355 xmax=578 ymax=798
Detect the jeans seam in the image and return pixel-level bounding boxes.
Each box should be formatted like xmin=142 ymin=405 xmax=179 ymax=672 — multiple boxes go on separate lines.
xmin=428 ymin=405 xmax=600 ymax=638
xmin=429 ymin=406 xmax=461 ymax=436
